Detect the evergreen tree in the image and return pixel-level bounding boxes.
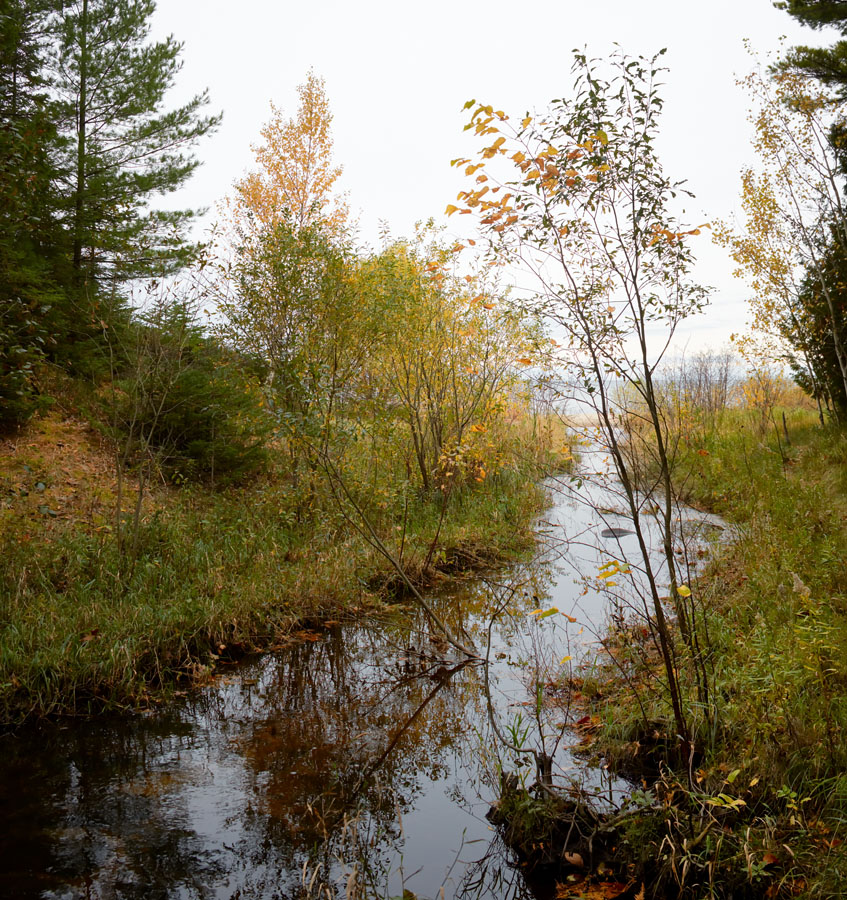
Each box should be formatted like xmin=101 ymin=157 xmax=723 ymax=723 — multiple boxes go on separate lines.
xmin=775 ymin=1 xmax=847 ymax=95
xmin=54 ymin=0 xmax=220 ymax=289
xmin=0 ymin=0 xmax=66 ymax=426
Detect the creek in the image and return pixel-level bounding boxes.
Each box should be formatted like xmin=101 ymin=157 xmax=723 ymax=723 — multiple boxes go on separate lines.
xmin=0 ymin=448 xmax=727 ymax=900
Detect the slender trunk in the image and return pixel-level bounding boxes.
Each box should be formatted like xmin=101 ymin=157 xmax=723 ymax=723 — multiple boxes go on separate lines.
xmin=72 ymin=0 xmax=88 ymax=281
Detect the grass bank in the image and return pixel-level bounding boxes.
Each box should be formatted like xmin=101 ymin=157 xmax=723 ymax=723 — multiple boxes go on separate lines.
xmin=0 ymin=408 xmax=555 ymax=725
xmin=553 ymin=411 xmax=847 ymax=898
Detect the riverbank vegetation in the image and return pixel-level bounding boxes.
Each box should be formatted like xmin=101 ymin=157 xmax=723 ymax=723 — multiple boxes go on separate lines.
xmin=449 ymin=6 xmax=847 ymax=895
xmin=545 ymin=396 xmax=847 ymax=899
xmin=7 ymin=1 xmax=847 ymax=897
xmin=0 ymin=5 xmax=565 ymax=722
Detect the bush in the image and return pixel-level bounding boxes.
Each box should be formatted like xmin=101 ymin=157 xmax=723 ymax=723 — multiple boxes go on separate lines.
xmin=0 ymin=293 xmax=52 ymax=428
xmin=112 ymin=300 xmax=272 ymax=484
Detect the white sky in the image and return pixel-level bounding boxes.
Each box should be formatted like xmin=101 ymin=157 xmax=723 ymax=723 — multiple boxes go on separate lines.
xmin=150 ymin=0 xmax=829 ymax=352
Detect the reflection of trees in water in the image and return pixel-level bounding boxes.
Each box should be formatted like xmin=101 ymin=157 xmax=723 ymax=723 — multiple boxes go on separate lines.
xmin=0 ymin=570 xmax=563 ymax=900
xmin=0 ymin=713 xmax=225 ymax=899
xmin=229 ymin=623 xmax=487 ymax=896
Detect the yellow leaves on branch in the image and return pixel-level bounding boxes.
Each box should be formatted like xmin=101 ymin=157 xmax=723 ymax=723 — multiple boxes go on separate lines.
xmin=449 ymin=102 xmax=619 ymax=233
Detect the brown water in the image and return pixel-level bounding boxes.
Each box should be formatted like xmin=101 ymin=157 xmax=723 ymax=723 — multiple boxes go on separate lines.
xmin=0 ymin=463 xmax=725 ymax=900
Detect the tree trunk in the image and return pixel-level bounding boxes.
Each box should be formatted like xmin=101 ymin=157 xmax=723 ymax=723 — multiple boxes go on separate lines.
xmin=72 ymin=0 xmax=88 ymax=282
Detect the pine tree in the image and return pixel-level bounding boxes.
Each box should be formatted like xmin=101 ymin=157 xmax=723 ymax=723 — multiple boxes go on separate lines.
xmin=54 ymin=0 xmax=220 ymax=288
xmin=0 ymin=0 xmax=66 ymax=425
xmin=775 ymin=1 xmax=847 ymax=95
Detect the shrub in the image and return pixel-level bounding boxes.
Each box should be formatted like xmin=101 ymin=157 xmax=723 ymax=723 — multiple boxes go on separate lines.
xmin=112 ymin=300 xmax=272 ymax=484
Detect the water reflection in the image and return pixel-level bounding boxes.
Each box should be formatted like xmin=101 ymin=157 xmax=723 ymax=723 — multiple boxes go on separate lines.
xmin=0 ymin=473 xmax=725 ymax=900
xmin=1 ymin=606 xmax=542 ymax=900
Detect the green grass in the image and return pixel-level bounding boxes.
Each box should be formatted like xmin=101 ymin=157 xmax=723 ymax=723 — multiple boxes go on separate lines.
xmin=581 ymin=408 xmax=847 ymax=897
xmin=0 ymin=461 xmax=548 ymax=724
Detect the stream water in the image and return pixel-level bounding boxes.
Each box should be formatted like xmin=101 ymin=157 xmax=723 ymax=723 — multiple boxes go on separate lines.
xmin=0 ymin=449 xmax=727 ymax=900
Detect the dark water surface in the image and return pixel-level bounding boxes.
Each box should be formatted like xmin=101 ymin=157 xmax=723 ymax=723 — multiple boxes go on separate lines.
xmin=0 ymin=461 xmax=725 ymax=900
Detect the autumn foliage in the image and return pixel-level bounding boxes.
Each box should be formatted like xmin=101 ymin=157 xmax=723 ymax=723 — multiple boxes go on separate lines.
xmin=228 ymin=71 xmax=348 ymax=237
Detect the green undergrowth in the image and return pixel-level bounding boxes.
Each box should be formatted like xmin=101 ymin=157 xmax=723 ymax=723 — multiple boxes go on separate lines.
xmin=575 ymin=410 xmax=847 ymax=897
xmin=0 ymin=435 xmax=549 ymax=725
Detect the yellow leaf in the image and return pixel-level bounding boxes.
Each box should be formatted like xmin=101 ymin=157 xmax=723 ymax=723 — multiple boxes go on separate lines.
xmin=522 ymin=116 xmax=532 ymax=129
xmin=516 ymin=357 xmax=532 ymax=365
xmin=445 ymin=204 xmax=459 ymax=216
xmin=482 ymin=302 xmax=495 ymax=309
xmin=677 ymin=585 xmax=692 ymax=597
xmin=512 ymin=151 xmax=525 ymax=164
xmin=526 ymin=169 xmax=540 ymax=180
xmin=560 ymin=655 xmax=572 ymax=664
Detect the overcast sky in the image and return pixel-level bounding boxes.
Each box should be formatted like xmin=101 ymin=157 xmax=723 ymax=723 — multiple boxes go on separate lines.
xmin=149 ymin=0 xmax=829 ymax=352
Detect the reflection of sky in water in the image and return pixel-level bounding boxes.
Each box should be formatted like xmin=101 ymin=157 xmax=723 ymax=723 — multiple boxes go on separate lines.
xmin=0 ymin=471 xmax=726 ymax=900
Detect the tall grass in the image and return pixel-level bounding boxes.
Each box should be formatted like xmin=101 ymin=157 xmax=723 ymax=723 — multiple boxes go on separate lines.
xmin=0 ymin=426 xmax=556 ymax=724
xmin=582 ymin=406 xmax=847 ymax=896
